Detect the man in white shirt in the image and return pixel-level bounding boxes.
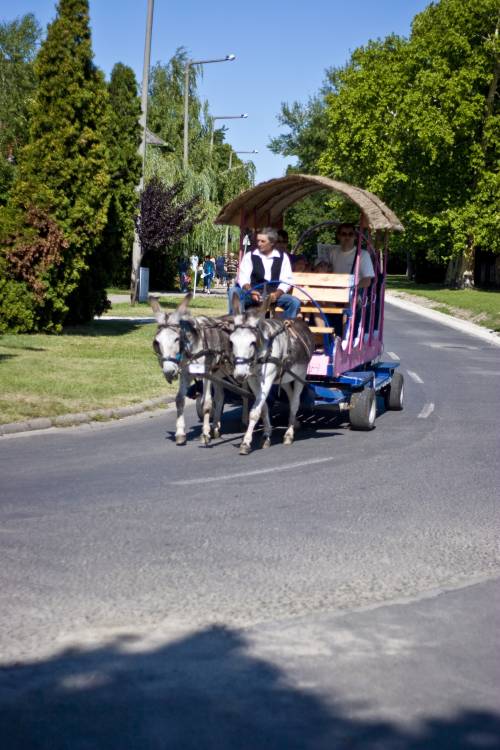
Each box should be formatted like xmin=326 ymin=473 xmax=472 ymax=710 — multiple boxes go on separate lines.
xmin=330 ymin=223 xmax=375 ymax=287
xmin=228 ymin=227 xmax=300 ymax=319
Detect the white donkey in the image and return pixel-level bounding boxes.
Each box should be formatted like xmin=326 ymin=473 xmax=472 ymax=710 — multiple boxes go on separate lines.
xmin=151 ymin=294 xmax=231 ymax=446
xmin=230 ymin=295 xmax=314 ymax=455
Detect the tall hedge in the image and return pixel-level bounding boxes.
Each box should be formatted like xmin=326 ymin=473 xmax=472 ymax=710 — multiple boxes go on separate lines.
xmin=102 ymin=62 xmax=141 ymax=287
xmin=11 ymin=0 xmax=111 ymax=325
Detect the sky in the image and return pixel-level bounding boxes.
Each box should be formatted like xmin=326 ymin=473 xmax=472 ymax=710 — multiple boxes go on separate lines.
xmin=4 ymin=0 xmax=431 ymax=183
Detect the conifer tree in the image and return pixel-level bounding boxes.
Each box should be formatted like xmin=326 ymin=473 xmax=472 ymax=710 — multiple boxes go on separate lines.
xmin=12 ymin=0 xmax=111 ymax=324
xmin=102 ymin=63 xmax=141 ymax=286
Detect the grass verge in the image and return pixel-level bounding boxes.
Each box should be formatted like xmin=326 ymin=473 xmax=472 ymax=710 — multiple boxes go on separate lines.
xmin=386 ymin=275 xmax=500 ymax=332
xmin=0 ymin=320 xmax=172 ymax=425
xmin=0 ymin=294 xmax=229 ymax=425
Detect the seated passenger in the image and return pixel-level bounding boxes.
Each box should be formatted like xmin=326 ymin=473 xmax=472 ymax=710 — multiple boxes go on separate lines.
xmin=228 ymin=227 xmax=300 ymax=320
xmin=330 ymin=223 xmax=375 ymax=288
xmin=291 ymin=255 xmax=311 ymax=272
xmin=331 ymin=223 xmax=375 ymax=337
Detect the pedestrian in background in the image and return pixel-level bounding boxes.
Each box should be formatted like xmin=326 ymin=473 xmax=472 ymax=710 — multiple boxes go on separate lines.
xmin=215 ymin=254 xmax=226 ymax=287
xmin=226 ymin=252 xmax=238 ymax=289
xmin=202 ymin=255 xmax=215 ymax=294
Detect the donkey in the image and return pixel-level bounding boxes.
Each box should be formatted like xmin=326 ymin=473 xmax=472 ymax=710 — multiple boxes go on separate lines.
xmin=178 ymin=313 xmax=235 ymax=444
xmin=229 ymin=295 xmax=315 ymax=455
xmin=151 ymin=294 xmax=232 ymax=446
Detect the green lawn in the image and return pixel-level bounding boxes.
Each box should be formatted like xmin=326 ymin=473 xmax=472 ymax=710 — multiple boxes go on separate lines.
xmin=386 ymin=275 xmax=500 ymax=332
xmin=0 ymin=320 xmax=173 ymax=425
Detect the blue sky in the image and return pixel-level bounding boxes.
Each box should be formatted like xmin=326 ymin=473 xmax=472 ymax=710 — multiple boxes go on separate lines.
xmin=5 ymin=0 xmax=430 ymax=182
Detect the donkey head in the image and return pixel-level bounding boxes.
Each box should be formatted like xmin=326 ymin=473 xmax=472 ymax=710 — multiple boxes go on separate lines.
xmin=229 ymin=293 xmax=265 ymax=383
xmin=151 ymin=294 xmax=191 ymax=382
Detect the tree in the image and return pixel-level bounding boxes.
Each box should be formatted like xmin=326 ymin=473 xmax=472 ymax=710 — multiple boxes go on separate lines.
xmin=0 ymin=13 xmax=41 ymax=204
xmin=10 ymin=0 xmax=111 ymax=324
xmin=272 ymin=0 xmax=500 ymax=285
xmin=134 ymin=175 xmax=204 ymax=286
xmin=102 ymin=62 xmax=141 ymax=286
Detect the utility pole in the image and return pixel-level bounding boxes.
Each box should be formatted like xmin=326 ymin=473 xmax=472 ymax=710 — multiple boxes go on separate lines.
xmin=130 ymin=0 xmax=154 ymax=303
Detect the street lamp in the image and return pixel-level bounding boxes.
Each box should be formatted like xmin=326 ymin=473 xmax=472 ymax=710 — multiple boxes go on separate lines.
xmin=224 ymin=150 xmax=258 ymax=255
xmin=183 ymin=54 xmax=236 ymax=169
xmin=228 ymin=149 xmax=258 ymax=170
xmin=210 ymin=114 xmax=248 ymax=152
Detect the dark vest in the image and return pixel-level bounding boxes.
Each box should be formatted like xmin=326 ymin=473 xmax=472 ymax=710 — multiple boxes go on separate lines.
xmin=250 ymin=250 xmax=285 ymax=288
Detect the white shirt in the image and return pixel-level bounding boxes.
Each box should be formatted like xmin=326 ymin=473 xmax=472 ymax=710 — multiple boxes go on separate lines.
xmin=329 ymin=246 xmax=375 ymax=279
xmin=238 ymin=249 xmax=294 ymax=294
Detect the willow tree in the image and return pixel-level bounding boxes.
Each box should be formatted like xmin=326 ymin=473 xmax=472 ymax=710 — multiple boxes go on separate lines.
xmin=140 ymin=49 xmax=255 ymax=289
xmin=11 ymin=0 xmax=111 ymax=325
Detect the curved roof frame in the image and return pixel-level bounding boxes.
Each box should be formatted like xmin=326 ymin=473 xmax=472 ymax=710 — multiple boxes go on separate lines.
xmin=214 ymin=174 xmax=404 ymax=232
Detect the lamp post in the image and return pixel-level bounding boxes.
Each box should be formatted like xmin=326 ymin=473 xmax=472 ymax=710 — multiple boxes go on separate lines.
xmin=130 ymin=0 xmax=154 ymax=303
xmin=224 ymin=150 xmax=258 ymax=256
xmin=210 ymin=114 xmax=248 ymax=152
xmin=228 ymin=149 xmax=258 ymax=170
xmin=183 ymin=54 xmax=235 ymax=169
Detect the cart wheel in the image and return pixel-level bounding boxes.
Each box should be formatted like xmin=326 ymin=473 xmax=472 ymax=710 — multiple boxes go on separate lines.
xmin=349 ymin=388 xmax=376 ymax=431
xmin=385 ymin=372 xmax=404 ymax=411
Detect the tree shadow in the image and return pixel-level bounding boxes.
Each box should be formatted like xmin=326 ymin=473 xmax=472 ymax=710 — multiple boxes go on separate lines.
xmin=0 ymin=625 xmax=498 ymax=749
xmin=62 ymin=319 xmax=153 ymax=337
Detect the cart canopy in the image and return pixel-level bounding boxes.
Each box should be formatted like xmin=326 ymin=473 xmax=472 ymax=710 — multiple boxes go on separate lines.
xmin=215 ymin=174 xmax=404 ymax=232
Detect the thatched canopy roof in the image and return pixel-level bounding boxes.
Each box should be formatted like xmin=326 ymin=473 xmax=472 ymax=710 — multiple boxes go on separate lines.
xmin=215 ymin=174 xmax=404 ymax=232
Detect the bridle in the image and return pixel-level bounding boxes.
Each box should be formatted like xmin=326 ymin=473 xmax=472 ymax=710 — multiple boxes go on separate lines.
xmin=153 ymin=322 xmax=183 ymax=366
xmin=231 ymin=319 xmax=287 ymax=368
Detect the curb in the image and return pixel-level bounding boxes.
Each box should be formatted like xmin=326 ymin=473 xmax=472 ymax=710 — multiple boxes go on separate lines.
xmin=0 ymin=396 xmax=176 ymax=437
xmin=385 ymin=293 xmax=500 ymax=348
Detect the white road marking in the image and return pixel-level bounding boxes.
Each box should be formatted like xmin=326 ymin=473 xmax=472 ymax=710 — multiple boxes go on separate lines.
xmin=418 ymin=402 xmax=435 ymax=419
xmin=428 ymin=342 xmax=479 ymax=350
xmin=407 ymin=369 xmax=424 ymax=384
xmin=387 ymin=352 xmax=399 ymax=360
xmin=171 ymin=456 xmax=333 ymax=485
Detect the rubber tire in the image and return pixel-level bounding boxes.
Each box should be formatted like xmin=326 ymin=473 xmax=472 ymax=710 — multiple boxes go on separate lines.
xmin=385 ymin=372 xmax=404 ymax=411
xmin=349 ymin=388 xmax=376 ymax=431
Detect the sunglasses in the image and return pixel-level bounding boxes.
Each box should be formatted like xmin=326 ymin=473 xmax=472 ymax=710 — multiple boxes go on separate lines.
xmin=339 ymin=231 xmax=355 ymax=237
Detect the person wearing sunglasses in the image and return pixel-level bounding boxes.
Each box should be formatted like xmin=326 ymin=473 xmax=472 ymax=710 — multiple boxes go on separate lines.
xmin=330 ymin=222 xmax=375 ymax=287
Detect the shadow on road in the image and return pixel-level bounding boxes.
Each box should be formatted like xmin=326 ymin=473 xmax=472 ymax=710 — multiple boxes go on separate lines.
xmin=0 ymin=625 xmax=498 ymax=749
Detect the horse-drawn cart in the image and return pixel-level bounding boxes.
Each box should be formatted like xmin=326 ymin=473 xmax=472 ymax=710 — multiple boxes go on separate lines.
xmin=214 ymin=174 xmax=405 ymax=431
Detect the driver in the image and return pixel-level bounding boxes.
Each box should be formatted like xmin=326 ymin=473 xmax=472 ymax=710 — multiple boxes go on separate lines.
xmin=228 ymin=227 xmax=300 ymax=319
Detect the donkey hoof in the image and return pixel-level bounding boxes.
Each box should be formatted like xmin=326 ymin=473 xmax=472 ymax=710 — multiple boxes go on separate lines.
xmin=239 ymin=442 xmax=251 ymax=456
xmin=200 ymin=433 xmax=210 ymax=446
xmin=175 ymin=434 xmax=187 ymax=446
xmin=261 ymin=436 xmax=271 ymax=449
xmin=283 ymin=435 xmax=294 ymax=446
xmin=211 ymin=428 xmax=220 ymax=440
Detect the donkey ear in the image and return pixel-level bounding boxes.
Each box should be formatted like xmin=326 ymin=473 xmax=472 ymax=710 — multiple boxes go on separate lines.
xmin=149 ymin=295 xmax=168 ymax=325
xmin=177 ymin=293 xmax=192 ymax=317
xmin=232 ymin=292 xmax=241 ymax=315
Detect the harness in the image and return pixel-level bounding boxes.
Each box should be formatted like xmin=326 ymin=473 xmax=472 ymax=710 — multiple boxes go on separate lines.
xmin=181 ymin=318 xmax=232 ymax=367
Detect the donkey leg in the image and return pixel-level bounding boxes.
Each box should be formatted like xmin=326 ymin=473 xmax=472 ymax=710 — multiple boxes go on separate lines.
xmin=282 ymin=381 xmax=302 ymax=432
xmin=283 ymin=379 xmax=305 ymax=446
xmin=200 ymin=379 xmax=212 ymax=445
xmin=239 ymin=372 xmax=275 ymax=455
xmin=211 ymin=381 xmax=224 ymax=439
xmin=260 ymin=400 xmax=272 ymax=448
xmin=175 ymin=374 xmax=189 ymax=445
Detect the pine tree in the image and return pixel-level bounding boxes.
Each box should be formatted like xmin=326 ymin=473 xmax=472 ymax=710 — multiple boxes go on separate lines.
xmin=12 ymin=0 xmax=111 ymax=324
xmin=102 ymin=63 xmax=141 ymax=286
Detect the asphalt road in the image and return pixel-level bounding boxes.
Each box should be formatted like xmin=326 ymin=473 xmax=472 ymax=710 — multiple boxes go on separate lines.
xmin=1 ymin=305 xmax=499 ymax=748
